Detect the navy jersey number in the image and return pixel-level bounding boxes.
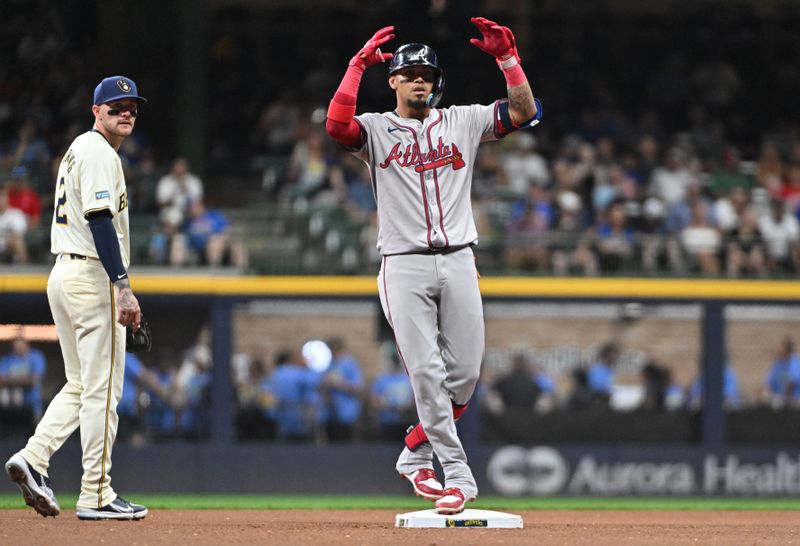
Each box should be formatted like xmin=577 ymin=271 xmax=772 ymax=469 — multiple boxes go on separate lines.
xmin=55 ymin=177 xmax=68 ymax=225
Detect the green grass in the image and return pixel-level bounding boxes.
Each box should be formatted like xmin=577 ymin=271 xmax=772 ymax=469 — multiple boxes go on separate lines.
xmin=2 ymin=494 xmax=800 ymax=511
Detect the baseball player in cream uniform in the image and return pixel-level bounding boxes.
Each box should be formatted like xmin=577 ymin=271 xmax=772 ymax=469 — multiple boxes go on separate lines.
xmin=326 ymin=18 xmax=541 ymax=514
xmin=5 ymin=76 xmax=148 ymax=520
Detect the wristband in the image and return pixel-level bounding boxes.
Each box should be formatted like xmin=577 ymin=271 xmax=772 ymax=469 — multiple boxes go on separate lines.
xmin=498 ymin=55 xmax=518 ymax=70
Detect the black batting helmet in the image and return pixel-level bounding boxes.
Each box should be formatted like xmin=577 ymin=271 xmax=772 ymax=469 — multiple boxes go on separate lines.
xmin=388 ymin=43 xmax=445 ymax=107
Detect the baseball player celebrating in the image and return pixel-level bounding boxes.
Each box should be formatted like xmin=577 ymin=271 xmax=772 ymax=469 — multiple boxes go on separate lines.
xmin=326 ymin=18 xmax=541 ymax=514
xmin=5 ymin=76 xmax=148 ymax=520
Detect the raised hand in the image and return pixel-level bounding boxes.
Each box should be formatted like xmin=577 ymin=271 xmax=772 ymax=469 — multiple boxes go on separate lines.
xmin=469 ymin=17 xmax=520 ymax=63
xmin=350 ymin=26 xmax=396 ymax=70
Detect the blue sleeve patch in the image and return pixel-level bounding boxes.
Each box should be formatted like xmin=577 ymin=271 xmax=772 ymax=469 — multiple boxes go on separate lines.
xmin=95 ymin=190 xmax=111 ymax=200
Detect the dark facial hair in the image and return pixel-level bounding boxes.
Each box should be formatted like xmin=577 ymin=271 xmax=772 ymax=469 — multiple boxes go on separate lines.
xmin=406 ymin=98 xmax=428 ymax=110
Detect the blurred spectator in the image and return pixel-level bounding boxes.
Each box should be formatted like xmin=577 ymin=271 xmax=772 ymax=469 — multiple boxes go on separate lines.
xmin=319 ymin=337 xmax=363 ymax=442
xmin=0 ymin=185 xmax=28 ymax=263
xmin=587 ymin=342 xmax=620 ymax=397
xmin=532 ymin=360 xmax=557 ymax=410
xmin=328 ymin=152 xmax=376 ymax=218
xmin=472 ymin=145 xmax=507 ymax=197
xmin=156 ymin=158 xmax=204 ymax=226
xmin=234 ymin=356 xmax=276 ymax=440
xmin=250 ymin=91 xmax=301 ymax=155
xmin=710 ymin=147 xmax=751 ymax=197
xmin=566 ymin=368 xmax=607 ymax=411
xmin=267 ymin=348 xmax=321 ymax=442
xmin=781 ymin=162 xmax=800 ymax=216
xmin=688 ymin=365 xmax=742 ymax=410
xmin=763 ymin=338 xmax=800 ymax=409
xmin=500 ymin=132 xmax=549 ymax=197
xmin=286 ymin=129 xmax=332 ymax=203
xmin=142 ymin=357 xmax=179 ymax=437
xmin=178 ymin=199 xmax=248 ymax=267
xmin=117 ymin=352 xmax=164 ymax=442
xmin=3 ymin=119 xmax=51 ymax=180
xmin=640 ymin=362 xmax=684 ymax=411
xmin=504 ymin=185 xmax=553 ymax=272
xmin=633 ymin=135 xmax=661 ymax=186
xmin=725 ymin=207 xmax=767 ymax=278
xmin=639 ymin=197 xmax=668 ymax=273
xmin=649 ymin=147 xmax=694 ymax=207
xmin=0 ymin=334 xmax=46 ymax=424
xmin=758 ymin=199 xmax=800 ymax=274
xmin=551 ymin=190 xmax=597 ymax=275
xmin=147 ymin=206 xmax=185 ymax=266
xmin=680 ymin=201 xmax=721 ymax=276
xmin=713 ymin=185 xmax=749 ymax=235
xmin=591 ymin=198 xmax=635 ymax=273
xmin=370 ymin=346 xmax=414 ymax=441
xmin=127 ymin=153 xmax=162 ymax=214
xmin=171 ymin=343 xmax=213 ymax=438
xmin=756 ymin=141 xmax=784 ymax=189
xmin=489 ymin=352 xmax=542 ymax=413
xmin=6 ymin=166 xmax=41 ymax=228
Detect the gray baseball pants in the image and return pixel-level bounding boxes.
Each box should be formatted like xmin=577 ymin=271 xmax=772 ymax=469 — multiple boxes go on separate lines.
xmin=378 ymin=246 xmax=484 ymax=499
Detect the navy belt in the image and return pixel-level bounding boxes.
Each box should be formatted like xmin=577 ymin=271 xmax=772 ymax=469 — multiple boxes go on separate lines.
xmin=392 ymin=244 xmax=471 ymax=256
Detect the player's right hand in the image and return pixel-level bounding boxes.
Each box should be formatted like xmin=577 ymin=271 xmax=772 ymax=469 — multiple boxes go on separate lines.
xmin=469 ymin=17 xmax=520 ymax=63
xmin=350 ymin=26 xmax=395 ymax=70
xmin=116 ymin=286 xmax=141 ymax=330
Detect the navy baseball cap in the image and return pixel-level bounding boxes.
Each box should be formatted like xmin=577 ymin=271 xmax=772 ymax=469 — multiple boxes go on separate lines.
xmin=93 ymin=76 xmax=147 ymax=106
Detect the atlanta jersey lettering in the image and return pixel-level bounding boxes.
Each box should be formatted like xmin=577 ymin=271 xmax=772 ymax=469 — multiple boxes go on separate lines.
xmin=354 ymin=101 xmax=504 ymax=255
xmin=51 ymin=131 xmax=130 ymax=267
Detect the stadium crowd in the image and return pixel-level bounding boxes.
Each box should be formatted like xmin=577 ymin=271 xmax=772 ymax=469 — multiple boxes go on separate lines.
xmin=1 ymin=3 xmax=799 ymax=276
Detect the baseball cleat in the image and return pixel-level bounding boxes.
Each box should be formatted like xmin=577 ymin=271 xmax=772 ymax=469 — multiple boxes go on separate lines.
xmin=5 ymin=453 xmax=60 ymax=518
xmin=401 ymin=468 xmax=444 ymax=500
xmin=434 ymin=487 xmax=474 ymax=515
xmin=76 ymin=496 xmax=148 ymax=521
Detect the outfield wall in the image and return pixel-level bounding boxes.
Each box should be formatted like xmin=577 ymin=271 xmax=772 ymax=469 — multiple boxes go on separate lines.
xmin=1 ymin=440 xmax=798 ymax=497
xmin=1 ymin=274 xmax=799 ymax=496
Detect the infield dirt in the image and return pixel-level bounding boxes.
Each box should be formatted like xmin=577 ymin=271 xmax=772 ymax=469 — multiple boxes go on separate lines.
xmin=2 ymin=509 xmax=798 ymax=545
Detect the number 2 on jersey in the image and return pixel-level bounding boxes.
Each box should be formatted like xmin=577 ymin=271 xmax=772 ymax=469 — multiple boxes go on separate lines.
xmin=55 ymin=177 xmax=68 ymax=225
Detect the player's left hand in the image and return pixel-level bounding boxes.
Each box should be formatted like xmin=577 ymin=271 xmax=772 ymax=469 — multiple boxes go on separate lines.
xmin=350 ymin=26 xmax=395 ymax=70
xmin=469 ymin=17 xmax=520 ymax=63
xmin=126 ymin=313 xmax=152 ymax=353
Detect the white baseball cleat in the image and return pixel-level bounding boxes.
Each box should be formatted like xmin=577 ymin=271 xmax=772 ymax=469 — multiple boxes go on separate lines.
xmin=5 ymin=453 xmax=60 ymax=518
xmin=434 ymin=488 xmax=474 ymax=515
xmin=401 ymin=468 xmax=444 ymax=500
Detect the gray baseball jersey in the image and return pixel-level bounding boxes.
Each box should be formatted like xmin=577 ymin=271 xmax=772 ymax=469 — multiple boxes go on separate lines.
xmin=354 ymin=102 xmax=501 ymax=255
xmin=353 ymin=102 xmax=507 ymax=499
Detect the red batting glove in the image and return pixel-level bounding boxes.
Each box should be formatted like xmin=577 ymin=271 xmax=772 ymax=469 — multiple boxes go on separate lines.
xmin=469 ymin=16 xmax=521 ymax=65
xmin=349 ymin=26 xmax=395 ymax=70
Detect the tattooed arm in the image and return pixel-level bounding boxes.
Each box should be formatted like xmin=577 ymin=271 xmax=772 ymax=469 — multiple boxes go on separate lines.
xmin=507 ymin=80 xmax=537 ymax=126
xmin=470 ymin=17 xmax=539 ymax=125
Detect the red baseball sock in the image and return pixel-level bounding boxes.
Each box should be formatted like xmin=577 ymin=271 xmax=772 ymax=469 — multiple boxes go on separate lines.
xmin=404 ymin=402 xmax=468 ymax=450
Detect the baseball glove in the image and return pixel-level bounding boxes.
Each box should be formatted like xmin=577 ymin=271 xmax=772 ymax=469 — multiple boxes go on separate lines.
xmin=126 ymin=314 xmax=152 ymax=353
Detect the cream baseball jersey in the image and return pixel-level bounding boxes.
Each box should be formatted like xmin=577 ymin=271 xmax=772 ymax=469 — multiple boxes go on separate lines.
xmin=353 ymin=102 xmax=502 ymax=255
xmin=50 ymin=130 xmax=130 ymax=267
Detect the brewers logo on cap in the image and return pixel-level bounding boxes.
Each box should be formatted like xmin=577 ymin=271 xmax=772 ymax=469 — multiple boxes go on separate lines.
xmin=93 ymin=75 xmax=147 ymax=105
